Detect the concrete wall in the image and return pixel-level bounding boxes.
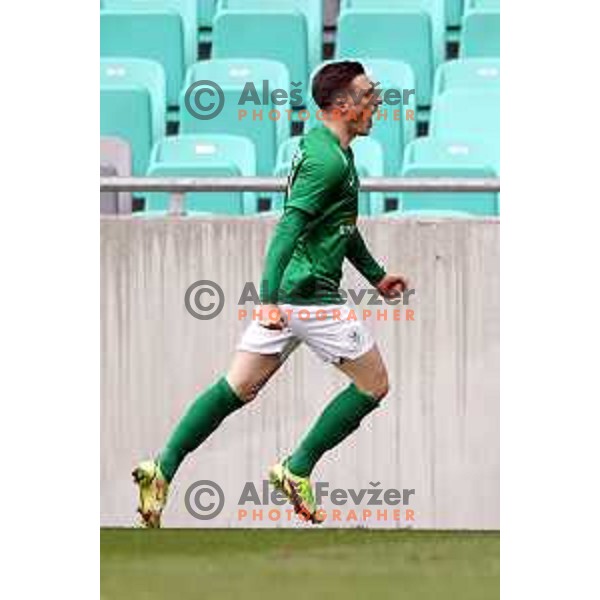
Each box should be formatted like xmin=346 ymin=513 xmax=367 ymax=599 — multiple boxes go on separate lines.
xmin=101 ymin=216 xmax=499 ymax=529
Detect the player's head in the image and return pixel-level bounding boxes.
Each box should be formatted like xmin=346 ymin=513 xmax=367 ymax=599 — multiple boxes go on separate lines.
xmin=311 ymin=61 xmax=382 ymax=136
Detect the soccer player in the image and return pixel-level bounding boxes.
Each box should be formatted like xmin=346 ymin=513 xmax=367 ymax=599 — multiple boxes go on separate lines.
xmin=133 ymin=61 xmax=409 ymax=527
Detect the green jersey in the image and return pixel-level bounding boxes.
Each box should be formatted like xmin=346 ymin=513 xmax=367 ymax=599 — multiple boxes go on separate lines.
xmin=260 ymin=126 xmax=385 ymax=305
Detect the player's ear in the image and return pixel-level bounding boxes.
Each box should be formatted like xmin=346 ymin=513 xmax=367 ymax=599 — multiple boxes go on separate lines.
xmin=335 ymin=97 xmax=350 ymax=115
xmin=331 ymin=88 xmax=350 ymax=114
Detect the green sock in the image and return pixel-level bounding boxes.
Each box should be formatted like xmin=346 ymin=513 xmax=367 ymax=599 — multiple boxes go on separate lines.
xmin=287 ymin=383 xmax=380 ymax=478
xmin=158 ymin=377 xmax=244 ymax=482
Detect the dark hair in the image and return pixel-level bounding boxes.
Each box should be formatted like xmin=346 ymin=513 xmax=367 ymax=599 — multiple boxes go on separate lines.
xmin=311 ymin=61 xmax=365 ymax=110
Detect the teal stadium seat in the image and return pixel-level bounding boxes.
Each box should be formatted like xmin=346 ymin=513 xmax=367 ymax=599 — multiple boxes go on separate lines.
xmin=461 ymin=4 xmax=500 ymax=58
xmin=466 ymin=0 xmax=499 ymax=8
xmin=179 ymin=59 xmax=290 ymax=175
xmin=337 ymin=8 xmax=437 ymax=107
xmin=388 ymin=209 xmax=476 ymax=218
xmin=400 ymin=137 xmax=498 ymax=215
xmin=102 ymin=0 xmax=196 ymax=66
xmin=100 ymin=6 xmax=193 ymax=106
xmin=218 ymin=0 xmax=323 ymax=72
xmin=273 ymin=136 xmax=385 ymax=215
xmin=405 ymin=135 xmax=498 ymax=173
xmin=434 ymin=58 xmax=500 ymax=97
xmin=146 ymin=134 xmax=258 ymax=214
xmin=100 ymin=58 xmax=166 ymax=174
xmin=212 ymin=9 xmax=309 ymax=96
xmin=198 ymin=0 xmax=216 ymax=27
xmin=430 ymin=89 xmax=500 ymax=141
xmin=341 ymin=0 xmax=445 ymax=67
xmin=446 ymin=0 xmax=464 ymax=28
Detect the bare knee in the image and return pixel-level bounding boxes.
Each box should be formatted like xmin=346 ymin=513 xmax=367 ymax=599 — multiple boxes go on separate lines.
xmin=370 ymin=374 xmax=390 ymax=402
xmin=225 ymin=375 xmax=263 ymax=403
xmin=357 ymin=371 xmax=390 ymax=402
xmin=225 ymin=352 xmax=281 ymax=403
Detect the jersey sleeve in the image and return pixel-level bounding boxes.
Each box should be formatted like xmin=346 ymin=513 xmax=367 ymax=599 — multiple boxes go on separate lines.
xmin=346 ymin=229 xmax=386 ymax=286
xmin=259 ymin=207 xmax=312 ymax=304
xmin=285 ymin=148 xmax=345 ymax=216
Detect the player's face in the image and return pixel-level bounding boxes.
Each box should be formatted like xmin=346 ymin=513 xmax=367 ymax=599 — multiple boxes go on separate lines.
xmin=348 ymin=74 xmax=382 ymax=136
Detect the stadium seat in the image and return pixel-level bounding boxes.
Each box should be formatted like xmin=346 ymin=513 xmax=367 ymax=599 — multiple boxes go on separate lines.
xmin=461 ymin=10 xmax=500 ymax=58
xmin=400 ymin=136 xmax=498 ymax=215
xmin=212 ymin=9 xmax=309 ymax=95
xmin=466 ymin=0 xmax=499 ymax=8
xmin=179 ymin=59 xmax=290 ymax=176
xmin=100 ymin=59 xmax=166 ymax=175
xmin=198 ymin=0 xmax=217 ymax=27
xmin=273 ymin=135 xmax=385 ymax=214
xmin=145 ymin=134 xmax=258 ymax=214
xmin=336 ymin=9 xmax=436 ymax=107
xmin=100 ymin=58 xmax=166 ymax=138
xmin=404 ymin=135 xmax=498 ymax=172
xmin=340 ymin=0 xmax=445 ymax=67
xmin=218 ymin=0 xmax=323 ymax=72
xmin=434 ymin=58 xmax=500 ymax=97
xmin=430 ymin=89 xmax=500 ymax=142
xmin=101 ymin=0 xmax=196 ymax=67
xmin=400 ymin=166 xmax=498 ymax=215
xmin=100 ymin=9 xmax=189 ymax=106
xmin=446 ymin=0 xmax=464 ymax=28
xmin=100 ymin=137 xmax=133 ymax=214
xmin=387 ymin=208 xmax=476 ymax=218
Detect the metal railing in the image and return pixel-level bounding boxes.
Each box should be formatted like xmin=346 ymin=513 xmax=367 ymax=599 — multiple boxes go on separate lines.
xmin=100 ymin=176 xmax=501 ymax=215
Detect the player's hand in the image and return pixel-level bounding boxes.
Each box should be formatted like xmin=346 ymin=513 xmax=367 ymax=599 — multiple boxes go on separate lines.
xmin=259 ymin=304 xmax=286 ymax=330
xmin=376 ymin=273 xmax=410 ymax=299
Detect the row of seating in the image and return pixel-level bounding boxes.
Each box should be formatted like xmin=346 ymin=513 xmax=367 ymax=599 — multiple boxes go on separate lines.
xmin=100 ymin=56 xmax=498 ymax=178
xmin=100 ymin=0 xmax=500 ymax=106
xmin=100 ymin=0 xmax=497 ymax=32
xmin=99 ymin=0 xmax=500 ymax=217
xmin=101 ymin=75 xmax=499 ymax=217
xmin=100 ymin=0 xmax=215 ymax=30
xmin=102 ymin=130 xmax=498 ymax=216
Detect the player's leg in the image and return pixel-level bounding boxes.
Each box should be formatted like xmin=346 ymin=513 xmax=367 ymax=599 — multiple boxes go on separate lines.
xmin=134 ymin=321 xmax=298 ymax=527
xmin=157 ymin=350 xmax=285 ymax=483
xmin=335 ymin=343 xmax=390 ymax=400
xmin=286 ymin=344 xmax=388 ymax=479
xmin=270 ymin=307 xmax=388 ymax=521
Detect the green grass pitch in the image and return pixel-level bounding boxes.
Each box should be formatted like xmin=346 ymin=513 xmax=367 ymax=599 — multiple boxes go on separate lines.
xmin=101 ymin=528 xmax=499 ymax=599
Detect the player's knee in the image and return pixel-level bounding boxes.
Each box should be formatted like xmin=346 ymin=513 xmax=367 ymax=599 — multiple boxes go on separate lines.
xmin=370 ymin=376 xmax=390 ymax=402
xmin=358 ymin=372 xmax=389 ymax=402
xmin=227 ymin=377 xmax=262 ymax=403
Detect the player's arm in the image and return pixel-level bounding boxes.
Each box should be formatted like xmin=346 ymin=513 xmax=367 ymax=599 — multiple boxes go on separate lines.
xmin=259 ymin=206 xmax=311 ymax=317
xmin=259 ymin=153 xmax=342 ymax=328
xmin=346 ymin=229 xmax=386 ymax=287
xmin=346 ymin=230 xmax=410 ymax=298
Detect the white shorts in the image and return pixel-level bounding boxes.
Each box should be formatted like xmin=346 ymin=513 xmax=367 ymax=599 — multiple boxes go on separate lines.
xmin=237 ymin=304 xmax=375 ymax=364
